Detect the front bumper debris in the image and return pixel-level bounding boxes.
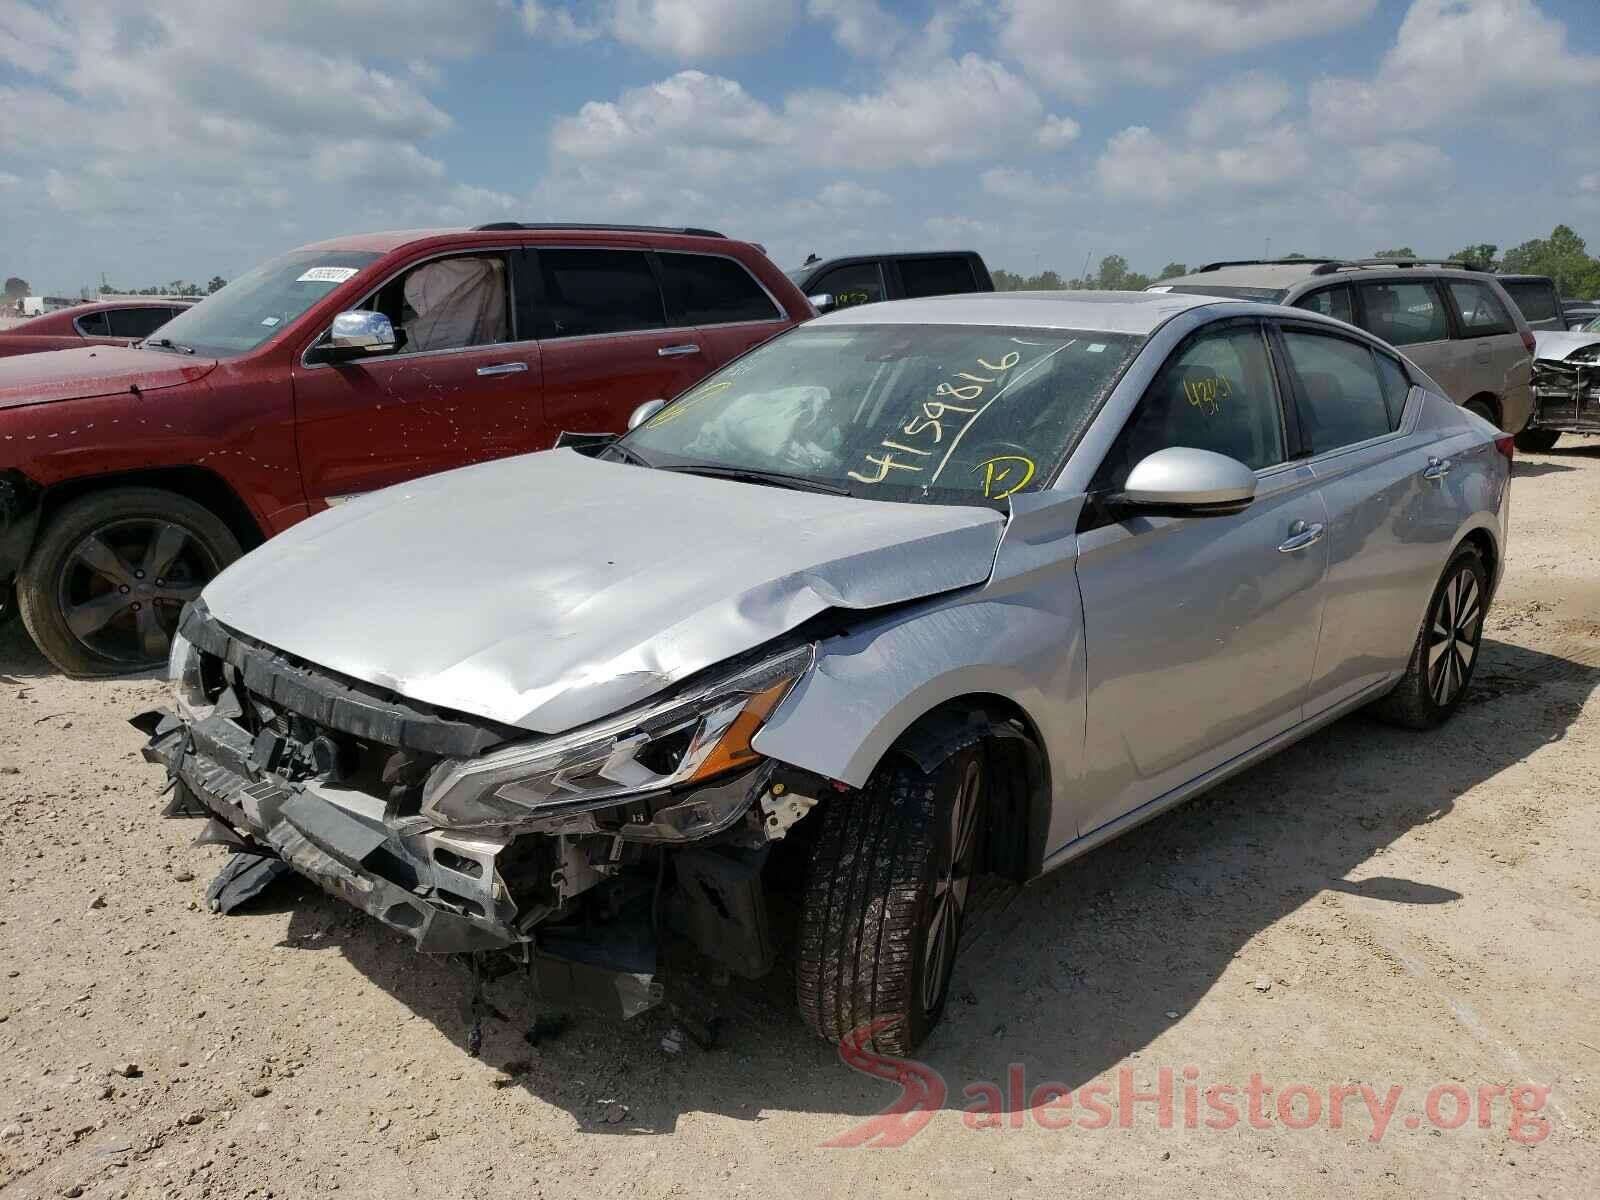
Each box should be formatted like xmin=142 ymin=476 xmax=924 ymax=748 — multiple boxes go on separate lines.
xmin=139 ymin=612 xmax=825 ymax=1025
xmin=1531 ymin=359 xmax=1600 ymax=434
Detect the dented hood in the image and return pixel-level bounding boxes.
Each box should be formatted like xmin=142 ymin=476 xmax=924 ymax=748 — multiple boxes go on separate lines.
xmin=0 ymin=345 xmax=218 ymax=410
xmin=201 ymin=449 xmax=1005 ymax=735
xmin=1533 ymin=330 xmax=1600 ymax=362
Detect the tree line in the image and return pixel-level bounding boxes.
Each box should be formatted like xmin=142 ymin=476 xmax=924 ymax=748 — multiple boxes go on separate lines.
xmin=992 ymin=225 xmax=1600 ymax=299
xmin=96 ymin=276 xmax=228 ymax=298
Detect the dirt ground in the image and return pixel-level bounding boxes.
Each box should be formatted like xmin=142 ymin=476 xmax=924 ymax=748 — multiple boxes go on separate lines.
xmin=3 ymin=445 xmax=1598 ymax=1200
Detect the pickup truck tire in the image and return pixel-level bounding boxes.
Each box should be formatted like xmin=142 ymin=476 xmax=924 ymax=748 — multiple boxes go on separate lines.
xmin=18 ymin=487 xmax=241 ymax=677
xmin=1371 ymin=544 xmax=1487 ymax=730
xmin=796 ymin=744 xmax=986 ymax=1055
xmin=1514 ymin=428 xmax=1560 ymax=453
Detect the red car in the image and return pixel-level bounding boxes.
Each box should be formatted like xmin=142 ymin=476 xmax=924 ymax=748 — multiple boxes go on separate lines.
xmin=0 ymin=299 xmax=194 ymax=358
xmin=0 ymin=223 xmax=810 ymax=674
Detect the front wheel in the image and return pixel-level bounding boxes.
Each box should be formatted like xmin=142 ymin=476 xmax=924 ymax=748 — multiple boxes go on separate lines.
xmin=17 ymin=487 xmax=241 ymax=676
xmin=1371 ymin=545 xmax=1488 ymax=729
xmin=796 ymin=744 xmax=985 ymax=1055
xmin=1514 ymin=427 xmax=1560 ymax=453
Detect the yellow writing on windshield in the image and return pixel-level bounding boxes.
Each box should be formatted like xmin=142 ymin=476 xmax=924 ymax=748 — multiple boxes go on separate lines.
xmin=648 ymin=379 xmax=733 ymax=427
xmin=975 ymin=455 xmax=1036 ymax=499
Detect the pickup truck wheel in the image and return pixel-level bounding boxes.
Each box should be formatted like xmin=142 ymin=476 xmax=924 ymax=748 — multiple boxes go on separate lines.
xmin=1514 ymin=428 xmax=1560 ymax=453
xmin=796 ymin=744 xmax=985 ymax=1055
xmin=1371 ymin=545 xmax=1487 ymax=730
xmin=17 ymin=488 xmax=241 ymax=677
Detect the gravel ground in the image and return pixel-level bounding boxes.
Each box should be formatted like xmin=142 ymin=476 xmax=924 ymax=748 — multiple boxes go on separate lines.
xmin=2 ymin=445 xmax=1598 ymax=1199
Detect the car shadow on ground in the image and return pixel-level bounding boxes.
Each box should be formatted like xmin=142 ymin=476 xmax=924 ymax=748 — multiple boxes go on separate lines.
xmin=1512 ymin=459 xmax=1577 ymax=477
xmin=249 ymin=634 xmax=1598 ymax=1137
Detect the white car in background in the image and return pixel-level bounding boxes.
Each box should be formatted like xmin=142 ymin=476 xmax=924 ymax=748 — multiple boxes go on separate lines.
xmin=1524 ymin=317 xmax=1600 ymax=450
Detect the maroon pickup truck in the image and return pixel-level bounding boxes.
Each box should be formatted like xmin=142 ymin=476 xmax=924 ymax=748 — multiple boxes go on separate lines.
xmin=0 ymin=223 xmax=810 ymax=674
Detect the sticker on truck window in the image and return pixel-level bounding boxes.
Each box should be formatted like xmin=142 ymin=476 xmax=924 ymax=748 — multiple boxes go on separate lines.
xmin=296 ymin=266 xmax=360 ymax=284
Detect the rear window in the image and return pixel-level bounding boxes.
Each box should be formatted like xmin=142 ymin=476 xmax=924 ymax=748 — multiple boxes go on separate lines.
xmin=1446 ymin=280 xmax=1515 ymax=337
xmin=1501 ymin=279 xmax=1559 ymax=323
xmin=74 ymin=310 xmax=111 ymax=336
xmin=108 ymin=306 xmax=179 ymax=339
xmin=1161 ymin=284 xmax=1288 ymax=303
xmin=657 ymin=252 xmax=782 ymax=326
xmin=898 ymin=256 xmax=979 ymax=298
xmin=537 ymin=248 xmax=665 ymax=338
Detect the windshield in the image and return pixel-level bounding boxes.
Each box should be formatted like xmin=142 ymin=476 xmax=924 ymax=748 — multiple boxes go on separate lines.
xmin=617 ymin=323 xmax=1142 ymax=506
xmin=145 ymin=248 xmax=381 ymax=357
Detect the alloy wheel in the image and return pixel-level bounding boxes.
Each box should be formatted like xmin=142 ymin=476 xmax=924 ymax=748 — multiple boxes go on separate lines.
xmin=56 ymin=518 xmax=215 ymax=667
xmin=922 ymin=758 xmax=982 ymax=1013
xmin=1428 ymin=566 xmax=1481 ymax=706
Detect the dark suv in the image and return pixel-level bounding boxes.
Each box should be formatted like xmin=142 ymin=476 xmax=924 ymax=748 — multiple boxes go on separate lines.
xmin=787 ymin=250 xmax=993 ymax=313
xmin=0 ymin=223 xmax=809 ymax=674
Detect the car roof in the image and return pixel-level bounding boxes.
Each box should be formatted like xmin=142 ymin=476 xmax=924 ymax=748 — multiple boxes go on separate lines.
xmin=811 ymin=289 xmax=1239 ymax=335
xmin=1161 ymin=262 xmax=1513 ymax=292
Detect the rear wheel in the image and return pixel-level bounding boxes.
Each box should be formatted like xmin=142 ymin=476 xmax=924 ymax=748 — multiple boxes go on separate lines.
xmin=1371 ymin=545 xmax=1488 ymax=729
xmin=1514 ymin=427 xmax=1560 ymax=453
xmin=17 ymin=488 xmax=241 ymax=676
xmin=796 ymin=744 xmax=985 ymax=1055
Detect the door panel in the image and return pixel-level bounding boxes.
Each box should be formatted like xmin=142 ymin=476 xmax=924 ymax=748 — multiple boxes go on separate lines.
xmin=292 ymin=342 xmax=545 ymax=506
xmin=1076 ymin=464 xmax=1329 ymax=834
xmin=540 ymin=330 xmax=709 ymax=433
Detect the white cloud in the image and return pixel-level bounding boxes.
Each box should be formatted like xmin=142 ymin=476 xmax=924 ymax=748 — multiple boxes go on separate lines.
xmin=807 ymin=0 xmax=906 ymax=58
xmin=1184 ymin=71 xmax=1293 ymax=142
xmin=522 ymin=0 xmax=798 ymax=59
xmin=1035 ymin=114 xmax=1081 ymax=151
xmin=925 ymin=215 xmax=999 ymax=240
xmin=995 ymin=0 xmax=1378 ymax=100
xmin=817 ymin=181 xmax=891 ymax=208
xmin=981 ymin=167 xmax=1072 ymax=205
xmin=1309 ymin=0 xmax=1600 ymax=140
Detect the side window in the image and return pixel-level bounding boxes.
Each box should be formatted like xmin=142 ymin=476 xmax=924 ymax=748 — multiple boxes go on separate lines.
xmin=657 ymin=252 xmax=781 ymax=326
xmin=1280 ymin=329 xmax=1393 ymax=452
xmin=108 ymin=307 xmax=179 ymax=339
xmin=1445 ymin=280 xmax=1515 ymax=337
xmin=898 ymin=256 xmax=978 ymax=298
xmin=75 ymin=311 xmax=111 ymax=336
xmin=1374 ymin=351 xmax=1411 ymax=430
xmin=1356 ymin=281 xmax=1449 ymax=346
xmin=363 ymin=253 xmax=512 ymax=353
xmin=812 ymin=262 xmax=886 ymax=309
xmin=536 ymin=248 xmax=664 ymax=338
xmin=1502 ymin=280 xmax=1559 ymax=324
xmin=1093 ymin=322 xmax=1285 ymax=491
xmin=1293 ymin=286 xmax=1353 ymax=324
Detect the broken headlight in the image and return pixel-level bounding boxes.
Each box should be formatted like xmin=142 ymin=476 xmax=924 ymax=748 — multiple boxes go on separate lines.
xmin=168 ymin=629 xmax=215 ymax=721
xmin=419 ymin=644 xmax=814 ymax=831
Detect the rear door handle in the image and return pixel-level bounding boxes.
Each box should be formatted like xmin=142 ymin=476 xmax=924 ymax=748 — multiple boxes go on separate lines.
xmin=1422 ymin=456 xmax=1452 ymax=481
xmin=476 ymin=362 xmax=529 ymax=377
xmin=657 ymin=344 xmax=701 ymax=358
xmin=1277 ymin=520 xmax=1325 ymax=553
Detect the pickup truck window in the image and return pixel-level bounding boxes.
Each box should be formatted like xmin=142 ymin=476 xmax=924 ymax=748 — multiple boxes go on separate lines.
xmin=898 ymin=256 xmax=978 ymax=298
xmin=147 ymin=249 xmax=381 ymax=357
xmin=812 ymin=262 xmax=886 ymax=309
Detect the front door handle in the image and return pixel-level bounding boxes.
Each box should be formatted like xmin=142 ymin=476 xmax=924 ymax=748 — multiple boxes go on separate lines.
xmin=1422 ymin=456 xmax=1452 ymax=481
xmin=1277 ymin=520 xmax=1325 ymax=553
xmin=476 ymin=362 xmax=529 ymax=377
xmin=657 ymin=344 xmax=701 ymax=358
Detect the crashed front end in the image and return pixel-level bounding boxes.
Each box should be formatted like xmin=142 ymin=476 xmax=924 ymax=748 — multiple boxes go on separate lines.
xmin=141 ymin=603 xmax=825 ymax=1021
xmin=1530 ymin=355 xmax=1600 ymax=435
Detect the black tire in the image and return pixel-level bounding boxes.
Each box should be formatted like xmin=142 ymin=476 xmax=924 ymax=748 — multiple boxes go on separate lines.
xmin=1371 ymin=545 xmax=1488 ymax=730
xmin=796 ymin=743 xmax=985 ymax=1055
xmin=1514 ymin=427 xmax=1560 ymax=453
xmin=1463 ymin=399 xmax=1496 ymax=426
xmin=0 ymin=579 xmax=16 ymax=628
xmin=17 ymin=487 xmax=241 ymax=677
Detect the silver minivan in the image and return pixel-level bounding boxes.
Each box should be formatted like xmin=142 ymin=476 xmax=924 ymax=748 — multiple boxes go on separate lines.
xmin=1153 ymin=258 xmax=1535 ymax=434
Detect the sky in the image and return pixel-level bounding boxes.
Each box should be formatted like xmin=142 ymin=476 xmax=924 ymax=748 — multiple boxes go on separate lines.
xmin=2 ymin=0 xmax=1598 ymax=295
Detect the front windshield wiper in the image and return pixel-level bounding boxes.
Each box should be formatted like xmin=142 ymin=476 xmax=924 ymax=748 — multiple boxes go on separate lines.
xmin=142 ymin=337 xmax=195 ymax=355
xmin=658 ymin=464 xmax=851 ymax=496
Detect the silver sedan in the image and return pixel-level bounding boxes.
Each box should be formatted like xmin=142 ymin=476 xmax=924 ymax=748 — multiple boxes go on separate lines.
xmin=143 ymin=291 xmax=1511 ymax=1054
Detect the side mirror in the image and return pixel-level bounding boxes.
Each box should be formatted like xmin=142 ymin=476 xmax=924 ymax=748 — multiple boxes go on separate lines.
xmin=807 ymin=292 xmax=835 ymax=315
xmin=1116 ymin=447 xmax=1257 ymax=517
xmin=324 ymin=310 xmax=397 ymax=360
xmin=628 ymin=398 xmax=667 ymax=430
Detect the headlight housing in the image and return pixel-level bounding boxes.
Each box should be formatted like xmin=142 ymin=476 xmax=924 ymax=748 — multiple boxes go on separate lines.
xmin=168 ymin=629 xmax=215 ymax=721
xmin=419 ymin=643 xmax=814 ymax=831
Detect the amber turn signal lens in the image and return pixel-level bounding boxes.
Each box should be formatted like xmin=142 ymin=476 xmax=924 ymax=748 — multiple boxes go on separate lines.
xmin=685 ymin=678 xmax=795 ymax=783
